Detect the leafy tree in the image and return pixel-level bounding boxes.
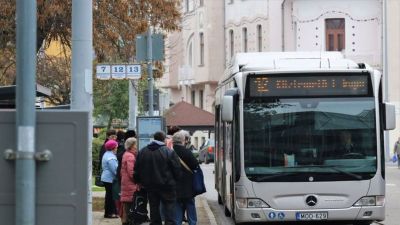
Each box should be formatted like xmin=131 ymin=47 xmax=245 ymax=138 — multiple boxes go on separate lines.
xmin=93 ymin=79 xmax=129 ymax=129
xmin=0 ymin=0 xmax=181 ymax=126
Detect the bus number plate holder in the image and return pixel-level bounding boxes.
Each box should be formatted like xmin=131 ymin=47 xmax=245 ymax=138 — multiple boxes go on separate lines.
xmin=295 ymin=212 xmax=328 ymax=220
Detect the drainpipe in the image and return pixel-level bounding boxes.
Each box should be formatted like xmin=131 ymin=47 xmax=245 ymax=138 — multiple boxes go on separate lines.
xmin=15 ymin=0 xmax=37 ymax=224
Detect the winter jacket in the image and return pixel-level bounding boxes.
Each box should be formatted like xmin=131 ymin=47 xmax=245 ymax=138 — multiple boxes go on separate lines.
xmin=134 ymin=140 xmax=181 ymax=191
xmin=101 ymin=151 xmax=118 ymax=183
xmin=120 ymin=150 xmax=138 ymax=202
xmin=173 ymin=143 xmax=199 ymax=199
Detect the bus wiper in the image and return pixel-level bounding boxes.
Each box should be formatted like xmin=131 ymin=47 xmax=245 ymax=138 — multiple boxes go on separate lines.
xmin=292 ymin=165 xmax=363 ymax=180
xmin=253 ymin=172 xmax=297 ymax=182
xmin=326 ymin=166 xmax=363 ymax=180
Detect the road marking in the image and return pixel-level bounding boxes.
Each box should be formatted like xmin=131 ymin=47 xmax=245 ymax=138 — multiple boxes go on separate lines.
xmin=386 ymin=183 xmax=396 ymax=186
xmin=386 ymin=166 xmax=398 ymax=169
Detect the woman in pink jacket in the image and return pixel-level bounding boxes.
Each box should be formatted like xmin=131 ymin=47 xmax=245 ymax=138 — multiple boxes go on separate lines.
xmin=120 ymin=137 xmax=139 ymax=225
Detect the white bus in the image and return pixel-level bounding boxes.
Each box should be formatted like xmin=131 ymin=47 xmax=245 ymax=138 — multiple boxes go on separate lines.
xmin=214 ymin=52 xmax=396 ymax=225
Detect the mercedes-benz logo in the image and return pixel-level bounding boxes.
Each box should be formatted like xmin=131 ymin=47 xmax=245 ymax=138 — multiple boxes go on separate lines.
xmin=306 ymin=195 xmax=318 ymax=206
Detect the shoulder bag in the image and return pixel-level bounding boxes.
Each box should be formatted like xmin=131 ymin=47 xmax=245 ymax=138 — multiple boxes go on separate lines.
xmin=179 ymin=157 xmax=206 ymax=196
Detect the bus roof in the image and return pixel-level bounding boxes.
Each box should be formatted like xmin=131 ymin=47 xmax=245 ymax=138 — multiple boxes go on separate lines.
xmin=221 ymin=52 xmax=364 ymax=84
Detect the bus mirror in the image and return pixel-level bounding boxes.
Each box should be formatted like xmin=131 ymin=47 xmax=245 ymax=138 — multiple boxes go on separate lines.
xmin=384 ymin=103 xmax=396 ymax=130
xmin=222 ymin=95 xmax=234 ymax=122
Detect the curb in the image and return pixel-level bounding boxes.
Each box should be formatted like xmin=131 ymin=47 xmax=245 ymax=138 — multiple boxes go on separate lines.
xmin=200 ymin=196 xmax=218 ymax=225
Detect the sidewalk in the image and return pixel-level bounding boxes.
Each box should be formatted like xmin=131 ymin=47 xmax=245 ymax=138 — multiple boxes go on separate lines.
xmin=92 ymin=192 xmax=217 ymax=225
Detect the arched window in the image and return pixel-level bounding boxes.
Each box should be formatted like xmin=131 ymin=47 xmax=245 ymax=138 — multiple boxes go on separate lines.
xmin=188 ymin=42 xmax=193 ymax=67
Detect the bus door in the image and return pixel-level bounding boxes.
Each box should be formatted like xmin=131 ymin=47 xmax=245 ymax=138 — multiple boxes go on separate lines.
xmin=224 ymin=88 xmax=240 ymax=217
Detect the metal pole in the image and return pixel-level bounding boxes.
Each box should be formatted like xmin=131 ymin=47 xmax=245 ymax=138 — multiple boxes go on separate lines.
xmin=147 ymin=26 xmax=154 ymax=116
xmin=71 ymin=0 xmax=93 ymax=224
xmin=129 ymin=80 xmax=138 ymax=129
xmin=382 ymin=0 xmax=390 ymax=161
xmin=15 ymin=0 xmax=37 ymax=224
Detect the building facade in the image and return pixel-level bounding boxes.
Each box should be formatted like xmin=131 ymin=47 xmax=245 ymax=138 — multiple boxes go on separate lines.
xmin=225 ymin=0 xmax=382 ymax=67
xmin=159 ymin=0 xmax=225 ymax=114
xmin=160 ymin=0 xmax=400 ymax=152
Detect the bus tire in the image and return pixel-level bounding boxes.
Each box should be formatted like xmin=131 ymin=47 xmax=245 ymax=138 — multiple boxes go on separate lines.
xmin=353 ymin=221 xmax=372 ymax=225
xmin=218 ymin=194 xmax=223 ymax=205
xmin=224 ymin=205 xmax=231 ymax=217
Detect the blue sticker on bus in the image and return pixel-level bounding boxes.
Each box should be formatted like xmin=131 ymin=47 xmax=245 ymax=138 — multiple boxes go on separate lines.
xmin=278 ymin=212 xmax=285 ymax=219
xmin=268 ymin=212 xmax=276 ymax=219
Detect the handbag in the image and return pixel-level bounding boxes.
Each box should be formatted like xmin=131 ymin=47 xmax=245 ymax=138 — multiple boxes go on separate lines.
xmin=95 ymin=175 xmax=104 ymax=187
xmin=178 ymin=157 xmax=206 ymax=196
xmin=393 ymin=154 xmax=398 ymax=163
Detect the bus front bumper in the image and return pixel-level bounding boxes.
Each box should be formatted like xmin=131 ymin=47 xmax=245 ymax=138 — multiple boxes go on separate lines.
xmin=235 ymin=206 xmax=384 ymax=223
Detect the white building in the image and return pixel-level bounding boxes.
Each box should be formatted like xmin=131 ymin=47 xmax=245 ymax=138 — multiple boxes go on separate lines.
xmin=225 ymin=0 xmax=382 ymax=67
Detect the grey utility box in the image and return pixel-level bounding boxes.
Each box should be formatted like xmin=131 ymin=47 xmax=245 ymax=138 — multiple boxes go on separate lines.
xmin=0 ymin=110 xmax=89 ymax=225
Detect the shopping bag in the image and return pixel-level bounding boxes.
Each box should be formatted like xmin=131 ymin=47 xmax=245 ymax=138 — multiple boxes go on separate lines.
xmin=392 ymin=154 xmax=398 ymax=163
xmin=192 ymin=166 xmax=206 ymax=196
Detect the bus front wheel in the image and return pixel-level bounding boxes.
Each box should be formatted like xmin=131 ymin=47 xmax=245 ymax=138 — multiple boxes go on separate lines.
xmin=218 ymin=194 xmax=223 ymax=205
xmin=353 ymin=221 xmax=372 ymax=225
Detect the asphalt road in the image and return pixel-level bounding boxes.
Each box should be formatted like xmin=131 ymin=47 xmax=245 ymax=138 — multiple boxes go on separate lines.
xmin=202 ymin=162 xmax=400 ymax=225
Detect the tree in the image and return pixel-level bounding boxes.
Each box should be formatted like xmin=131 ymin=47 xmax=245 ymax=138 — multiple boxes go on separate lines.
xmin=37 ymin=53 xmax=71 ymax=105
xmin=0 ymin=0 xmax=181 ymax=126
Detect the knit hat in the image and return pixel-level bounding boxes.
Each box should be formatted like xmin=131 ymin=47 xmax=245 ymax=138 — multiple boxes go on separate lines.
xmin=105 ymin=140 xmax=118 ymax=150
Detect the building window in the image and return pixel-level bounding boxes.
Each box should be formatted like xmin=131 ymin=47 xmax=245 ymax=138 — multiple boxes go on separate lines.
xmin=199 ymin=90 xmax=204 ymax=109
xmin=325 ymin=18 xmax=345 ymax=51
xmin=199 ymin=0 xmax=204 ymax=7
xmin=257 ymin=24 xmax=262 ymax=52
xmin=228 ymin=0 xmax=234 ymax=4
xmin=188 ymin=42 xmax=193 ymax=67
xmin=199 ymin=32 xmax=204 ymax=65
xmin=186 ymin=0 xmax=194 ymax=12
xmin=229 ymin=30 xmax=234 ymax=58
xmin=191 ymin=90 xmax=196 ymax=105
xmin=242 ymin=27 xmax=248 ymax=52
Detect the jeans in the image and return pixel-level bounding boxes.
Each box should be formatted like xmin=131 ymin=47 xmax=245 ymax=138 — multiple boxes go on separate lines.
xmin=148 ymin=189 xmax=177 ymax=225
xmin=175 ymin=198 xmax=197 ymax=225
xmin=104 ymin=182 xmax=117 ymax=216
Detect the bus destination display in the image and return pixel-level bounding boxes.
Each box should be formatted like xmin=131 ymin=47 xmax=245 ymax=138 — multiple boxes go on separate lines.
xmin=248 ymin=75 xmax=369 ymax=97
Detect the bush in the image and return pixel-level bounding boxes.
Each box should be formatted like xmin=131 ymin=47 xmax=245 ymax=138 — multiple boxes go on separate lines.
xmin=92 ymin=137 xmax=104 ymax=176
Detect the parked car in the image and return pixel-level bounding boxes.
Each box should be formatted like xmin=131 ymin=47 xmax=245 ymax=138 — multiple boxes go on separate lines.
xmin=198 ymin=139 xmax=214 ymax=164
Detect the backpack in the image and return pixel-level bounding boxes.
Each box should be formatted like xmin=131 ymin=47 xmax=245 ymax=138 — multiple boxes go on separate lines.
xmin=127 ymin=188 xmax=149 ymax=225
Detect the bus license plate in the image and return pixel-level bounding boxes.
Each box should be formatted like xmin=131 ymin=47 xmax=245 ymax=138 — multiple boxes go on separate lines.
xmin=296 ymin=212 xmax=328 ymax=220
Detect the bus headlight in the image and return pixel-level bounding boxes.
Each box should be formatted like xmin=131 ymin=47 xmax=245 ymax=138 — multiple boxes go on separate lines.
xmin=236 ymin=198 xmax=270 ymax=208
xmin=353 ymin=196 xmax=385 ymax=207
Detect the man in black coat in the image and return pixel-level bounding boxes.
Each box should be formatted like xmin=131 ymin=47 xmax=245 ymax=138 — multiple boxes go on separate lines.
xmin=172 ymin=130 xmax=199 ymax=225
xmin=134 ymin=131 xmax=181 ymax=225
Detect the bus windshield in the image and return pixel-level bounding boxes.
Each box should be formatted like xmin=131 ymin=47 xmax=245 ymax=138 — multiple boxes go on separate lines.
xmin=243 ymin=97 xmax=377 ymax=182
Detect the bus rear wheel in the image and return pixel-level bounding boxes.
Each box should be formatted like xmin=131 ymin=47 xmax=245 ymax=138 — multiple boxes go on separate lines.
xmin=224 ymin=205 xmax=231 ymax=217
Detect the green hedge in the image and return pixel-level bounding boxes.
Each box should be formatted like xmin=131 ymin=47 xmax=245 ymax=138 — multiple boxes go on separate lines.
xmin=92 ymin=137 xmax=104 ymax=176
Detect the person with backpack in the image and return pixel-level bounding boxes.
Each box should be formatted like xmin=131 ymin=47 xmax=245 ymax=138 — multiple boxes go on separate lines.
xmin=134 ymin=131 xmax=181 ymax=225
xmin=172 ymin=130 xmax=199 ymax=225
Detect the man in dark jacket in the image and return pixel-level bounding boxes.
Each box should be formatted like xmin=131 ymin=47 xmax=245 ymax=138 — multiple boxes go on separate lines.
xmin=173 ymin=130 xmax=199 ymax=225
xmin=134 ymin=131 xmax=181 ymax=225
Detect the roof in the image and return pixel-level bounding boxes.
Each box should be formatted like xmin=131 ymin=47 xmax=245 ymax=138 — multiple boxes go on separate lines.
xmin=0 ymin=84 xmax=52 ymax=108
xmin=222 ymin=51 xmax=365 ymax=83
xmin=164 ymin=101 xmax=214 ymax=127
